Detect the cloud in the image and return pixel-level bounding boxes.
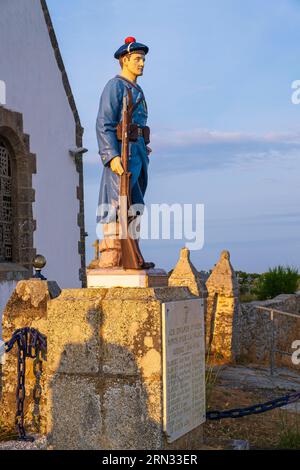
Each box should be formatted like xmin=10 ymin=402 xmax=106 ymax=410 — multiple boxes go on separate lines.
xmin=84 ymin=127 xmax=300 ymax=174
xmin=151 ymin=128 xmax=300 ymax=147
xmin=149 ymin=128 xmax=300 ymax=174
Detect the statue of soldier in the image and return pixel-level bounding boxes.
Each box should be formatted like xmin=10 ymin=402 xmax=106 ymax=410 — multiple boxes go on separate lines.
xmin=96 ymin=37 xmax=155 ymax=269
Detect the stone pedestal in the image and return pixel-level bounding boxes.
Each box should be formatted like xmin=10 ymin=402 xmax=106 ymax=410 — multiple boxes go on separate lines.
xmin=46 ymin=286 xmax=205 ymax=450
xmin=86 ymin=267 xmax=168 ymax=288
xmin=1 ymin=278 xmax=206 ymax=450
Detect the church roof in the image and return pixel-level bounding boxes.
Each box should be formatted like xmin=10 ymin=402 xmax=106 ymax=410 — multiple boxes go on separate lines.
xmin=40 ymin=0 xmax=83 ymax=146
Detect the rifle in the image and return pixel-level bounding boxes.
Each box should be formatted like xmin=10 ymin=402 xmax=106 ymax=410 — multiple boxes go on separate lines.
xmin=119 ymin=88 xmax=146 ymax=269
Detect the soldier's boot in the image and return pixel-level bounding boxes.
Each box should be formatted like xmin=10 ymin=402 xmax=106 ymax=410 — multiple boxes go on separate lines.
xmin=132 ymin=219 xmax=155 ymax=270
xmin=97 ymin=222 xmax=122 ymax=268
xmin=98 ymin=220 xmax=155 ymax=269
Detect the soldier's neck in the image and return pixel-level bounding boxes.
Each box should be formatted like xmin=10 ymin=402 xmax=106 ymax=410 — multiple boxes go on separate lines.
xmin=120 ymin=69 xmax=138 ymax=84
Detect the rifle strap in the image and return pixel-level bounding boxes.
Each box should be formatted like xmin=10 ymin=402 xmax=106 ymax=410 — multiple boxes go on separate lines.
xmin=117 ymin=76 xmax=145 ymax=116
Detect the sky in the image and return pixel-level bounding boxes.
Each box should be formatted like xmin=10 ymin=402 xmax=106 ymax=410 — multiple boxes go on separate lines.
xmin=47 ymin=0 xmax=300 ymax=274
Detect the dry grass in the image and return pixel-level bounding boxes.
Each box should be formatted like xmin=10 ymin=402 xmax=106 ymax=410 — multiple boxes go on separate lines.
xmin=0 ymin=419 xmax=18 ymax=442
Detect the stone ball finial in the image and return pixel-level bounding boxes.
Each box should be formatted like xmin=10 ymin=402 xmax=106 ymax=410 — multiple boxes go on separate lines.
xmin=220 ymin=250 xmax=230 ymax=261
xmin=33 ymin=254 xmax=47 ymax=270
xmin=32 ymin=254 xmax=47 ymax=280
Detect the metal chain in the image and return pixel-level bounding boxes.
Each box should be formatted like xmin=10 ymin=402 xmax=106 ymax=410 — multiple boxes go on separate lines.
xmin=206 ymin=391 xmax=300 ymax=420
xmin=32 ymin=348 xmax=43 ymax=433
xmin=5 ymin=327 xmax=47 ymax=441
xmin=15 ymin=332 xmax=29 ymax=440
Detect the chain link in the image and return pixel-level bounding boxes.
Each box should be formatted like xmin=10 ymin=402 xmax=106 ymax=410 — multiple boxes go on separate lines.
xmin=206 ymin=391 xmax=300 ymax=420
xmin=5 ymin=327 xmax=47 ymax=441
xmin=32 ymin=349 xmax=43 ymax=433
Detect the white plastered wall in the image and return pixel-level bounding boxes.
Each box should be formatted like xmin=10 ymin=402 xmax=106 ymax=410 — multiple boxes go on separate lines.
xmin=0 ymin=0 xmax=82 ymax=289
xmin=0 ymin=1 xmax=84 ymax=334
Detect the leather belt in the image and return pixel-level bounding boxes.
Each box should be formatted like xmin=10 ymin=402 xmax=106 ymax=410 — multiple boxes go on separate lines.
xmin=116 ymin=123 xmax=150 ymax=145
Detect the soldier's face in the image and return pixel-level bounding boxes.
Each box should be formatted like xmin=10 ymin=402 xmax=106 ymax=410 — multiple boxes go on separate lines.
xmin=124 ymin=52 xmax=145 ymax=77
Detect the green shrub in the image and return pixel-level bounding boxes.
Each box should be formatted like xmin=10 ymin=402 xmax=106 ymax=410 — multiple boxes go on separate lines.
xmin=239 ymin=292 xmax=258 ymax=303
xmin=277 ymin=409 xmax=300 ymax=449
xmin=254 ymin=265 xmax=299 ymax=301
xmin=278 ymin=428 xmax=300 ymax=449
xmin=237 ymin=270 xmax=261 ymax=301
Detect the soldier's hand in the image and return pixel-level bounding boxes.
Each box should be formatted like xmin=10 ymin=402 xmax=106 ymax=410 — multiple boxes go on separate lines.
xmin=110 ymin=156 xmax=124 ymax=176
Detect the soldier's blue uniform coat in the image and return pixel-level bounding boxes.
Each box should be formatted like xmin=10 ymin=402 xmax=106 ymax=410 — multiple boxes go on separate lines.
xmin=96 ymin=75 xmax=149 ymax=224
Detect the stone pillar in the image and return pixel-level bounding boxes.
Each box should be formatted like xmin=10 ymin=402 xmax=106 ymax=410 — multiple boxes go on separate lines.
xmin=206 ymin=250 xmax=239 ymax=361
xmin=168 ymin=247 xmax=208 ymax=318
xmin=0 ymin=279 xmax=60 ymax=433
xmin=169 ymin=248 xmax=207 ymax=297
xmin=46 ymin=286 xmax=205 ymax=450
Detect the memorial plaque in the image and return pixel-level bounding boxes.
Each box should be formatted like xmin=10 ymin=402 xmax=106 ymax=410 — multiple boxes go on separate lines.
xmin=162 ymin=299 xmax=206 ymax=443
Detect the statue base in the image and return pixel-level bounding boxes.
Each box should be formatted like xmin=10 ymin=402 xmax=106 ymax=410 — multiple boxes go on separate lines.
xmin=46 ymin=286 xmax=205 ymax=449
xmin=86 ymin=267 xmax=168 ymax=288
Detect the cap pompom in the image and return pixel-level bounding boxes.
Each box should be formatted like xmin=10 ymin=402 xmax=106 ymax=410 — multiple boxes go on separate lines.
xmin=125 ymin=36 xmax=136 ymax=44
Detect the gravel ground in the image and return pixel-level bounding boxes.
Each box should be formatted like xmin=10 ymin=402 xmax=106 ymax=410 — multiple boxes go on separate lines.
xmin=0 ymin=435 xmax=46 ymax=450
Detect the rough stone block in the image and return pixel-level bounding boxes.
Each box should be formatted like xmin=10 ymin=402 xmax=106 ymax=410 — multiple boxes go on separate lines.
xmin=47 ymin=289 xmax=106 ymax=374
xmin=47 ymin=374 xmax=102 ymax=450
xmin=101 ymin=297 xmax=162 ymax=376
xmin=101 ymin=379 xmax=162 ymax=450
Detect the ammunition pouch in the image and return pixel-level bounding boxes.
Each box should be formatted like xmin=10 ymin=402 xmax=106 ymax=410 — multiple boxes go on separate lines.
xmin=116 ymin=123 xmax=150 ymax=145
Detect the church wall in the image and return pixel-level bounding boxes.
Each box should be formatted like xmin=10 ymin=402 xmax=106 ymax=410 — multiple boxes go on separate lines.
xmin=0 ymin=0 xmax=82 ymax=289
